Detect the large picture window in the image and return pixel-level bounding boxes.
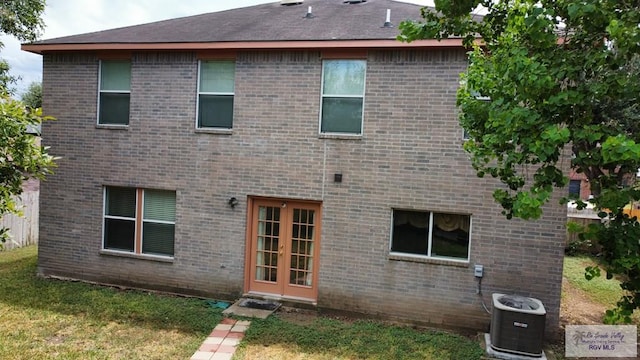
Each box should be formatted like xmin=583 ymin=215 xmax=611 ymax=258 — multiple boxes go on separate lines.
xmin=103 ymin=187 xmax=175 ymax=257
xmin=390 ymin=210 xmax=470 ymax=261
xmin=320 ymin=60 xmax=366 ymax=135
xmin=98 ymin=60 xmax=131 ymax=125
xmin=197 ymin=60 xmax=235 ymax=129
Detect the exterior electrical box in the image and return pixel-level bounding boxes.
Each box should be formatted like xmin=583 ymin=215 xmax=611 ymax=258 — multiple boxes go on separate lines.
xmin=490 ymin=293 xmax=546 ymax=357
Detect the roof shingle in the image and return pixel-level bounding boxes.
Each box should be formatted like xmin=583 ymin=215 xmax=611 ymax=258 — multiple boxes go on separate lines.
xmin=30 ymin=0 xmax=426 ymax=45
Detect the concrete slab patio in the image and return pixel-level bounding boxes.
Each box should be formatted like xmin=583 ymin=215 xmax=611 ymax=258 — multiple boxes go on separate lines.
xmin=222 ymin=298 xmax=280 ymax=319
xmin=484 ymin=333 xmax=548 ymax=360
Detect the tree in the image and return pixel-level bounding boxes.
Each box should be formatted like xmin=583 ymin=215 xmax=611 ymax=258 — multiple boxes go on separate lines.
xmin=0 ymin=0 xmax=53 ymax=247
xmin=0 ymin=0 xmax=46 ymax=93
xmin=399 ymin=0 xmax=640 ymax=323
xmin=21 ymin=81 xmax=41 ymax=108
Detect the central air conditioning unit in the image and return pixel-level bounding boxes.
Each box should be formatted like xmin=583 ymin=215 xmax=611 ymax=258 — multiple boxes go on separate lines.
xmin=490 ymin=293 xmax=546 ymax=357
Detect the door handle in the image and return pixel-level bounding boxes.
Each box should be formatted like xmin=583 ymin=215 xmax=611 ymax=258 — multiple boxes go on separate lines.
xmin=279 ymin=243 xmax=284 ymax=256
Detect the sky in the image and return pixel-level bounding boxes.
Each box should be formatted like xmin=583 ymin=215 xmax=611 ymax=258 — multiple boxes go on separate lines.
xmin=0 ymin=0 xmax=435 ymax=96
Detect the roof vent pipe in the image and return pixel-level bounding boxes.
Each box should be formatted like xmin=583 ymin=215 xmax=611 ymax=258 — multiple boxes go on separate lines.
xmin=304 ymin=6 xmax=315 ymax=18
xmin=383 ymin=9 xmax=393 ymax=27
xmin=280 ymin=0 xmax=303 ymax=5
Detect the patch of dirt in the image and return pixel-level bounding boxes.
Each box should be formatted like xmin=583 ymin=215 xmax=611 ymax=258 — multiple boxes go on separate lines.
xmin=560 ymin=277 xmax=607 ymax=327
xmin=556 ymin=279 xmax=639 ymax=360
xmin=45 ymin=335 xmax=66 ymax=345
xmin=275 ymin=306 xmax=319 ymax=326
xmin=546 ymin=278 xmax=610 ymax=354
xmin=275 ymin=306 xmax=391 ymax=327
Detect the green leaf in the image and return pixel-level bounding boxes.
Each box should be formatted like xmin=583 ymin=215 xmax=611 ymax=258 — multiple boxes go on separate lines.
xmin=399 ymin=0 xmax=640 ymax=319
xmin=567 ymin=4 xmax=580 ymax=19
xmin=585 ymin=266 xmax=601 ymax=281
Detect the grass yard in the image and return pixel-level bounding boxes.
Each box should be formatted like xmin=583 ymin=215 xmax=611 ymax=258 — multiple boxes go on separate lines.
xmin=234 ymin=316 xmax=485 ymax=360
xmin=563 ymin=256 xmax=626 ymax=305
xmin=0 ymin=246 xmax=223 ymax=360
xmin=552 ymin=255 xmax=640 ymax=360
xmin=0 ymin=246 xmax=486 ymax=360
xmin=11 ymin=247 xmax=640 ymax=360
xmin=563 ymin=255 xmax=640 ymax=323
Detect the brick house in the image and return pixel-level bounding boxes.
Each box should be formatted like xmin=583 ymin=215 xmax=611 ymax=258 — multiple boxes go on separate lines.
xmin=23 ymin=0 xmax=566 ymax=336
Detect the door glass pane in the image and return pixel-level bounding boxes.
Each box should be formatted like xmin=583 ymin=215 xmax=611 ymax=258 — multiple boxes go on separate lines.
xmin=289 ymin=208 xmax=315 ymax=286
xmin=256 ymin=206 xmax=280 ymax=282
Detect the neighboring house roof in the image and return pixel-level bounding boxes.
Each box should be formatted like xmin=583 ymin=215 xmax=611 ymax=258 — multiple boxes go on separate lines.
xmin=23 ymin=0 xmax=465 ymax=54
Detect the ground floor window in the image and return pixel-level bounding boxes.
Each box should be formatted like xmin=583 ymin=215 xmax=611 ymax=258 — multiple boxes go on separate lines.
xmin=390 ymin=209 xmax=470 ymax=261
xmin=103 ymin=186 xmax=176 ymax=257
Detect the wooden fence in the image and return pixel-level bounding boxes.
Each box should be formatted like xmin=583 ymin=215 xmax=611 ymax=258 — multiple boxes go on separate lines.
xmin=0 ymin=191 xmax=39 ymax=250
xmin=566 ymin=204 xmax=603 ymax=254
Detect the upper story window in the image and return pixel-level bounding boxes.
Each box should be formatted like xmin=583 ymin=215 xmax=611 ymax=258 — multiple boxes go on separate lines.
xmin=197 ymin=60 xmax=235 ymax=129
xmin=390 ymin=209 xmax=471 ymax=262
xmin=103 ymin=186 xmax=176 ymax=257
xmin=320 ymin=60 xmax=366 ymax=135
xmin=568 ymin=179 xmax=581 ymax=197
xmin=98 ymin=60 xmax=131 ymax=125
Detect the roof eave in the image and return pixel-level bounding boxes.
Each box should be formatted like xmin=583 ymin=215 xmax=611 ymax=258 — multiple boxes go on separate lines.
xmin=22 ymin=38 xmax=471 ymax=55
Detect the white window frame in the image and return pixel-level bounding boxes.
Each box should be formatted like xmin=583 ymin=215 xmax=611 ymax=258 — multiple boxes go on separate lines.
xmin=102 ymin=187 xmax=175 ymax=259
xmin=97 ymin=60 xmax=131 ymax=126
xmin=141 ymin=190 xmax=176 ymax=256
xmin=463 ymin=128 xmax=470 ymax=141
xmin=389 ymin=209 xmax=472 ymax=263
xmin=319 ymin=59 xmax=367 ymax=136
xmin=102 ymin=187 xmax=137 ymax=253
xmin=196 ymin=60 xmax=235 ymax=130
xmin=463 ymin=91 xmax=490 ymax=141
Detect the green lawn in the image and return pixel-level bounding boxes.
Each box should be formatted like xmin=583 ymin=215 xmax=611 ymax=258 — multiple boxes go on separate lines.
xmin=18 ymin=247 xmax=640 ymax=360
xmin=563 ymin=255 xmax=639 ymax=323
xmin=563 ymin=256 xmax=625 ymax=305
xmin=0 ymin=246 xmax=485 ymax=360
xmin=234 ymin=316 xmax=484 ymax=360
xmin=0 ymin=246 xmax=223 ymax=359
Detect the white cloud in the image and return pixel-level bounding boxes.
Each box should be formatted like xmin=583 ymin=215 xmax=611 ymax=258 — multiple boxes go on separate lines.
xmin=2 ymin=0 xmax=435 ymax=95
